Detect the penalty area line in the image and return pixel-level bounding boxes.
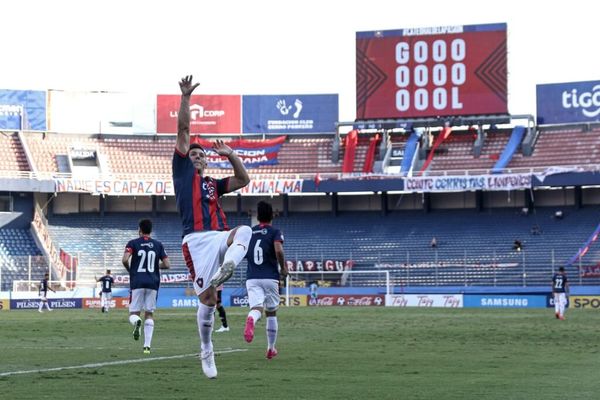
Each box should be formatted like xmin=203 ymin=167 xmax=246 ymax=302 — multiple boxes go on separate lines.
xmin=0 ymin=348 xmax=247 ymax=377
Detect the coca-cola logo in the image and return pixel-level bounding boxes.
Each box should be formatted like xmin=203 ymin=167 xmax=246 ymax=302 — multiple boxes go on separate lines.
xmin=314 ymin=295 xmax=384 ymax=307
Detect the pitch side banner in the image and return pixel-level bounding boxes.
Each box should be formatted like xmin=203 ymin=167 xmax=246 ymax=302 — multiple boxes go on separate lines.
xmin=536 ymin=81 xmax=600 ymax=124
xmin=0 ymin=89 xmax=47 ymax=130
xmin=356 ymin=23 xmax=507 ymax=119
xmin=156 ymin=94 xmax=241 ymax=134
xmin=385 ymin=294 xmax=463 ymax=307
xmin=242 ymin=94 xmax=338 ymax=133
xmin=404 ymin=173 xmax=532 ymax=193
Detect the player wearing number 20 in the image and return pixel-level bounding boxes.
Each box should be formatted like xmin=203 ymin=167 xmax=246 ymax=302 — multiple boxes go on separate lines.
xmin=122 ymin=218 xmax=170 ymax=354
xmin=244 ymin=201 xmax=288 ymax=360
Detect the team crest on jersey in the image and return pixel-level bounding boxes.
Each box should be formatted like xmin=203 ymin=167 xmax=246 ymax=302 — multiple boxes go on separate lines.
xmin=202 ymin=181 xmax=216 ymax=200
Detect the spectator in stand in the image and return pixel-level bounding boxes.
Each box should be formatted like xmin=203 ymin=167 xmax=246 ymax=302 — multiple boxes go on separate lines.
xmin=513 ymin=239 xmax=523 ymax=252
xmin=430 ymin=237 xmax=437 ymax=248
xmin=530 ymin=224 xmax=542 ymax=235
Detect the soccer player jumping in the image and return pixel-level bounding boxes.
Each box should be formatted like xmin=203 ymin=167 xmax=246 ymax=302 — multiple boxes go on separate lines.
xmin=173 ymin=75 xmax=251 ymax=379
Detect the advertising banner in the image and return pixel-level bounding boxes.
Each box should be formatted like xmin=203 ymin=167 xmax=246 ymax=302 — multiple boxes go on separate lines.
xmin=464 ymin=295 xmax=547 ymax=308
xmin=54 ymin=177 xmax=303 ymax=195
xmin=157 ymin=94 xmax=241 ymax=134
xmin=0 ymin=89 xmax=46 ymax=130
xmin=287 ymin=259 xmax=354 ymax=272
xmin=10 ymin=298 xmax=82 ymax=310
xmin=54 ymin=178 xmax=174 ymax=196
xmin=404 ymin=173 xmax=532 ymax=193
xmin=0 ymin=105 xmax=23 ymax=130
xmin=568 ymin=296 xmax=600 ymax=309
xmin=82 ymin=298 xmax=130 ymax=309
xmin=536 ymin=80 xmax=600 ymax=124
xmin=356 ymin=23 xmax=507 ymax=119
xmin=113 ymin=273 xmax=190 ymax=285
xmin=312 ymin=295 xmax=384 ymax=307
xmin=229 ymin=294 xmax=308 ymax=307
xmin=243 ymin=94 xmax=338 ymax=134
xmin=0 ymin=299 xmax=9 ymax=311
xmin=385 ymin=294 xmax=463 ymax=307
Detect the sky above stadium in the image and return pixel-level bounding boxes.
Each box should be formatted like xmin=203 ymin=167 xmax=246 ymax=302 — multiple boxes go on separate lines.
xmin=1 ymin=0 xmax=598 ymax=122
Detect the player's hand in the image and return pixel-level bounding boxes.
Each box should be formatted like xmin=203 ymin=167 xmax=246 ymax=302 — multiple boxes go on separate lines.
xmin=212 ymin=139 xmax=233 ymax=157
xmin=179 ymin=75 xmax=200 ymax=96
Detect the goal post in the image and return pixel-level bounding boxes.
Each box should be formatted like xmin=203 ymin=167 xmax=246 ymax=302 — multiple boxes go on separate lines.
xmin=284 ymin=270 xmax=391 ymax=306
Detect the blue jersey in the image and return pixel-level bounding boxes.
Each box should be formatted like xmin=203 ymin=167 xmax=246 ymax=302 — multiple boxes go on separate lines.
xmin=125 ymin=236 xmax=168 ymax=290
xmin=172 ymin=150 xmax=231 ymax=236
xmin=39 ymin=278 xmax=49 ymax=295
xmin=246 ymin=223 xmax=284 ymax=280
xmin=98 ymin=275 xmax=114 ymax=293
xmin=552 ymin=273 xmax=568 ymax=293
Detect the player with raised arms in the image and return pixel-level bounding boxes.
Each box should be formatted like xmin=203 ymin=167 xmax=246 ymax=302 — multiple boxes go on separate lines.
xmin=173 ymin=75 xmax=251 ymax=378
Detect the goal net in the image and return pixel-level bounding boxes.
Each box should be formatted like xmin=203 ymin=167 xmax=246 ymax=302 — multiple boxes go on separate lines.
xmin=283 ymin=270 xmax=391 ymax=306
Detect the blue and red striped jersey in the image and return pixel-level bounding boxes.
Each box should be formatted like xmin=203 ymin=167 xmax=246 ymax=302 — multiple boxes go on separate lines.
xmin=172 ymin=150 xmax=231 ymax=236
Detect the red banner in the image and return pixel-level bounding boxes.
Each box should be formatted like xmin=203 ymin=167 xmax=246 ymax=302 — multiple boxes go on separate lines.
xmin=156 ymin=94 xmax=241 ymax=134
xmin=356 ymin=23 xmax=507 ymax=119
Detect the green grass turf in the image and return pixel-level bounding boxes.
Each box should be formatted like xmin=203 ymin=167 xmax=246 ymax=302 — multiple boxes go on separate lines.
xmin=0 ymin=307 xmax=598 ymax=399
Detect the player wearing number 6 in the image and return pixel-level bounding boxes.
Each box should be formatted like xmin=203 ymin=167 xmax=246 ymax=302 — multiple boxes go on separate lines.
xmin=173 ymin=75 xmax=251 ymax=379
xmin=122 ymin=218 xmax=171 ymax=354
xmin=244 ymin=201 xmax=288 ymax=359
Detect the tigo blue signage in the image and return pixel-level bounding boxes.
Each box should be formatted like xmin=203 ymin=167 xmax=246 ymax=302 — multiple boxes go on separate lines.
xmin=536 ymin=80 xmax=600 ymax=124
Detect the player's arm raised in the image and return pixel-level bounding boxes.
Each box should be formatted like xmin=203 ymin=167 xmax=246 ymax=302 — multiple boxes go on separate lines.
xmin=212 ymin=139 xmax=250 ymax=191
xmin=176 ymin=75 xmax=200 ymax=155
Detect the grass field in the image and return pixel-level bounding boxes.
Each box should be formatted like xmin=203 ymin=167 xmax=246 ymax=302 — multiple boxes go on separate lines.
xmin=0 ymin=307 xmax=599 ymax=400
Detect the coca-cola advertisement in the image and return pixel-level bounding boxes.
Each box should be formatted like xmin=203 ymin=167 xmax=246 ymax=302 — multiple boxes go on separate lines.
xmin=312 ymin=295 xmax=384 ymax=307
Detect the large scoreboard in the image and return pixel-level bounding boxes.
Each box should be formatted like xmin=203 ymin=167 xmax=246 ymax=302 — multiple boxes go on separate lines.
xmin=356 ymin=23 xmax=507 ymax=119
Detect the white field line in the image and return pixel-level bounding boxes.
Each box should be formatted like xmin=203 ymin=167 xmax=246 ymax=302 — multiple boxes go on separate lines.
xmin=0 ymin=348 xmax=247 ymax=377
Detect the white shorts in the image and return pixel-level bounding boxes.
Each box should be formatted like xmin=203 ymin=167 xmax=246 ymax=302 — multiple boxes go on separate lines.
xmin=183 ymin=230 xmax=230 ymax=296
xmin=554 ymin=292 xmax=567 ymax=306
xmin=246 ymin=279 xmax=280 ymax=311
xmin=101 ymin=292 xmax=112 ymax=302
xmin=129 ymin=288 xmax=158 ymax=313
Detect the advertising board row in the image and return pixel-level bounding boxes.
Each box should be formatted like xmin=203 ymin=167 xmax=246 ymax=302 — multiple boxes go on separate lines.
xmin=3 ymin=295 xmax=600 ymax=310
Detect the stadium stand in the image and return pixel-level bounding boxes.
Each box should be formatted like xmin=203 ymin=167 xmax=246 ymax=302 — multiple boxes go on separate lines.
xmin=508 ymin=126 xmax=600 ymax=170
xmin=427 ymin=129 xmax=512 ymax=173
xmin=0 ymin=229 xmax=44 ymax=290
xmin=43 ymin=207 xmax=600 ymax=288
xmin=0 ymin=132 xmax=30 ymax=172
